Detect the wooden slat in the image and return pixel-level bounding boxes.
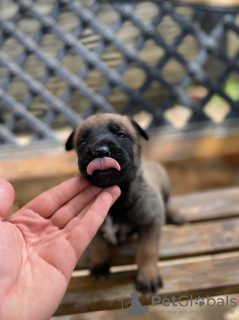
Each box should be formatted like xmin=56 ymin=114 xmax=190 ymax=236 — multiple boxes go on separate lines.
xmin=165 ymin=156 xmax=239 ymax=196
xmin=143 ymin=119 xmax=239 ymax=162
xmin=55 ymin=252 xmax=239 ymax=315
xmin=170 ymin=188 xmax=239 ymax=222
xmin=0 ymin=148 xmax=77 ymax=182
xmin=76 ymin=217 xmax=239 ymax=269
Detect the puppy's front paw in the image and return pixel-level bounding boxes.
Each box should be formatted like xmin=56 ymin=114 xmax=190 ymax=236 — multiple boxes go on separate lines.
xmin=136 ymin=275 xmax=163 ymax=294
xmin=136 ymin=268 xmax=163 ymax=294
xmin=90 ymin=263 xmax=110 ymax=279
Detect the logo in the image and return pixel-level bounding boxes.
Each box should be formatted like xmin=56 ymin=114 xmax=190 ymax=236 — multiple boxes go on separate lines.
xmin=117 ymin=293 xmax=237 ymax=318
xmin=195 ymin=296 xmax=205 ymax=307
xmin=118 ymin=291 xmax=148 ymax=318
xmin=151 ymin=295 xmax=237 ymax=308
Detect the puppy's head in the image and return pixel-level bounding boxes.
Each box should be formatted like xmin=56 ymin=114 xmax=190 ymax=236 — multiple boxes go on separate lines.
xmin=65 ymin=113 xmax=148 ymax=188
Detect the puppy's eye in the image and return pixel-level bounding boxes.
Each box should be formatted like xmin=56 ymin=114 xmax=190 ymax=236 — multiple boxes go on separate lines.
xmin=79 ymin=140 xmax=87 ymax=146
xmin=116 ymin=132 xmax=126 ymax=139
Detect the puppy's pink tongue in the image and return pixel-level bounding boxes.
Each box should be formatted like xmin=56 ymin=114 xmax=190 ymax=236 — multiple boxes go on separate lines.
xmin=87 ymin=157 xmax=121 ymax=175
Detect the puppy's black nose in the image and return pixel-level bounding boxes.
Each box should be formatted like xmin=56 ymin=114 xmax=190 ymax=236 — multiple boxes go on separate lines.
xmin=93 ymin=146 xmax=111 ymax=158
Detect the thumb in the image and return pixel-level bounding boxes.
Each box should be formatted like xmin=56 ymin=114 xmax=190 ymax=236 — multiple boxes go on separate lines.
xmin=0 ymin=178 xmax=15 ymax=219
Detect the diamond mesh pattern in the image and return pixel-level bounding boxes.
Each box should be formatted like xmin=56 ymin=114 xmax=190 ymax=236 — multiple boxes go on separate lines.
xmin=0 ymin=0 xmax=238 ymax=146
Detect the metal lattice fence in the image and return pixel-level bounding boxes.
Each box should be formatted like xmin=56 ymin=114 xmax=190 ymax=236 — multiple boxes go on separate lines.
xmin=0 ymin=0 xmax=239 ymax=147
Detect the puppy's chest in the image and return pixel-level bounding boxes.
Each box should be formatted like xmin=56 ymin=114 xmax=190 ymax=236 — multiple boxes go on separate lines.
xmin=98 ymin=187 xmax=143 ymax=245
xmin=99 ymin=215 xmax=135 ymax=245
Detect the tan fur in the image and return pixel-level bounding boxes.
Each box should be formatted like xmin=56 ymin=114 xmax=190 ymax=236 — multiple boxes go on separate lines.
xmin=141 ymin=158 xmax=170 ymax=196
xmin=142 ymin=159 xmax=185 ymax=225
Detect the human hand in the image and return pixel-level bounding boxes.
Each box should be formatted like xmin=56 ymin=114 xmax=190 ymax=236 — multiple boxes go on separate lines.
xmin=0 ymin=177 xmax=120 ymax=320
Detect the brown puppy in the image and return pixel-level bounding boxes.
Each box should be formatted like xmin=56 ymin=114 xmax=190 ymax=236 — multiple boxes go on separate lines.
xmin=66 ymin=113 xmax=181 ymax=294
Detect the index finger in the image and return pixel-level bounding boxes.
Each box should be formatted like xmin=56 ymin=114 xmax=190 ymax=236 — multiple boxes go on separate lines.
xmin=23 ymin=176 xmax=91 ymax=218
xmin=65 ymin=185 xmax=121 ymax=259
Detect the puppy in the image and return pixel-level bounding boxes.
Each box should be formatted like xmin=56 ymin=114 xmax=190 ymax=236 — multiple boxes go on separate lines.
xmin=66 ymin=113 xmax=181 ymax=294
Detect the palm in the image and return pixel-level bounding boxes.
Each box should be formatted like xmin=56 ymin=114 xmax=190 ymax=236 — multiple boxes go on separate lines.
xmin=0 ymin=177 xmax=120 ymax=320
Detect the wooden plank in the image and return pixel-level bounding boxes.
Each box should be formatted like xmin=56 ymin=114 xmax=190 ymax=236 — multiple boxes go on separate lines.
xmin=55 ymin=252 xmax=239 ymax=315
xmin=170 ymin=188 xmax=239 ymax=222
xmin=76 ymin=217 xmax=239 ymax=269
xmin=165 ymin=156 xmax=239 ymax=196
xmin=0 ymin=149 xmax=78 ymax=182
xmin=143 ymin=119 xmax=239 ymax=162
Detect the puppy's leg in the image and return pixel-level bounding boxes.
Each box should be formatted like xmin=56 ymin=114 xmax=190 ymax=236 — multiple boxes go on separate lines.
xmin=136 ymin=224 xmax=162 ymax=294
xmin=88 ymin=233 xmax=110 ymax=277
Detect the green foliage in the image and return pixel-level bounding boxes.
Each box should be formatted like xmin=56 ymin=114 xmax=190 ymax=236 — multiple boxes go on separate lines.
xmin=223 ymin=78 xmax=239 ymax=101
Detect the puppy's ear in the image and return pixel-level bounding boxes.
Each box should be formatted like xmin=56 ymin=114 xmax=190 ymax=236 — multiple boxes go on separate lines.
xmin=131 ymin=119 xmax=149 ymax=140
xmin=65 ymin=130 xmax=75 ymax=151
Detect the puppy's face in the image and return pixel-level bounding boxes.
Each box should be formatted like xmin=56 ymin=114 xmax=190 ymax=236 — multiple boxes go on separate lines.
xmin=65 ymin=114 xmax=148 ymax=188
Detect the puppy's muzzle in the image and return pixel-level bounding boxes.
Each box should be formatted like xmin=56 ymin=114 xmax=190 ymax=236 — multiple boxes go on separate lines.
xmin=87 ymin=143 xmax=121 ymax=176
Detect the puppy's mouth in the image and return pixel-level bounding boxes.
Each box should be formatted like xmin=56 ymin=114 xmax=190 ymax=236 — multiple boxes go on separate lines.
xmin=87 ymin=157 xmax=121 ymax=176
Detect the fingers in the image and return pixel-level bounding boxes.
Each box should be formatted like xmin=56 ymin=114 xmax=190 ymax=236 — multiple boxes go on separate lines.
xmin=0 ymin=178 xmax=15 ymax=219
xmin=50 ymin=184 xmax=103 ymax=229
xmin=23 ymin=176 xmax=91 ymax=218
xmin=66 ymin=185 xmax=120 ymax=259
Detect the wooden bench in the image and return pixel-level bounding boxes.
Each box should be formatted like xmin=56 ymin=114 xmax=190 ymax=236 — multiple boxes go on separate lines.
xmin=55 ymin=187 xmax=239 ymax=315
